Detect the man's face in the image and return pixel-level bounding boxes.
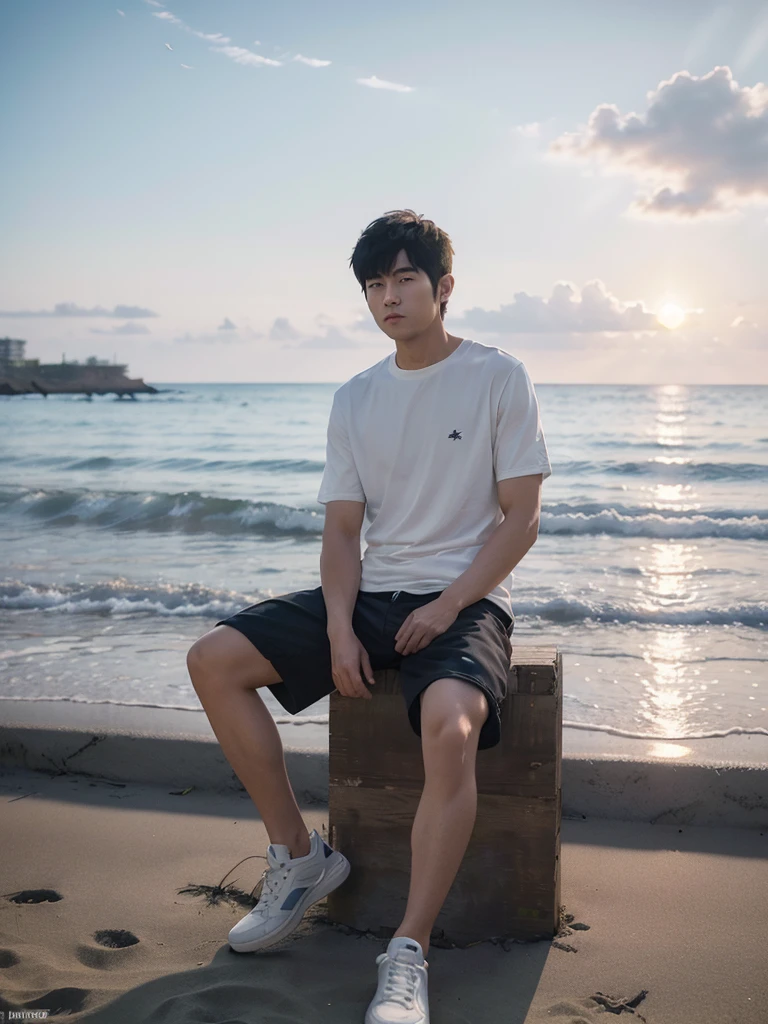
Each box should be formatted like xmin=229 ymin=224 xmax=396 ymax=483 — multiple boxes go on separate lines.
xmin=365 ymin=248 xmax=445 ymax=334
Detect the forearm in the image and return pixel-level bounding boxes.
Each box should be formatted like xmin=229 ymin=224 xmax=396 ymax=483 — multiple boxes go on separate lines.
xmin=320 ymin=532 xmax=362 ymax=639
xmin=437 ymin=510 xmax=538 ymax=614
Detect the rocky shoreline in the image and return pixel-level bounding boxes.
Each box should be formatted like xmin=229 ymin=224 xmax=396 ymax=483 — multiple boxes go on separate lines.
xmin=0 ymin=364 xmax=158 ymax=397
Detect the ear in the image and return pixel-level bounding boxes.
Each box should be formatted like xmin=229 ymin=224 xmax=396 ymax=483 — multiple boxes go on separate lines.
xmin=440 ymin=273 xmax=455 ymax=303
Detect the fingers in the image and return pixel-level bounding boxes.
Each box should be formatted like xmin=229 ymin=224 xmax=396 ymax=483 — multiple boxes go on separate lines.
xmin=397 ymin=629 xmax=429 ymax=656
xmin=361 ymin=652 xmax=376 ymax=686
xmin=331 ymin=641 xmax=375 ymax=700
xmin=333 ymin=666 xmax=372 ymax=700
xmin=334 ymin=676 xmax=370 ymax=699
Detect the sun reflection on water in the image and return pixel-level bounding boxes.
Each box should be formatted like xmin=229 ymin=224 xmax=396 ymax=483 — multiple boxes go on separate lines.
xmin=634 ymin=386 xmax=708 ymax=759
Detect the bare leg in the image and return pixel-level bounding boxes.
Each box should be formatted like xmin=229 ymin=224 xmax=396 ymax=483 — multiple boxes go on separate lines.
xmin=393 ymin=679 xmax=486 ymax=956
xmin=186 ymin=627 xmax=311 ymax=859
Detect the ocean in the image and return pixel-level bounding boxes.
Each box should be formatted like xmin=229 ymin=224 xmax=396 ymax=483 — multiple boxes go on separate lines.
xmin=1 ymin=378 xmax=766 ymax=765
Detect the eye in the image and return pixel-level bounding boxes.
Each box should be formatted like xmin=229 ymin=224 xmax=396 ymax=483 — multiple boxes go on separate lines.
xmin=367 ymin=277 xmax=411 ymax=289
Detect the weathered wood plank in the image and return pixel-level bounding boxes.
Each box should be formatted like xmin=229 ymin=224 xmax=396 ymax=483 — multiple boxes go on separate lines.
xmin=326 ymin=646 xmax=563 ymax=945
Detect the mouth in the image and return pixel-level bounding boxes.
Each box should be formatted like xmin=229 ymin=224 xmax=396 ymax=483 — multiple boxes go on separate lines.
xmin=384 ymin=314 xmax=404 ymax=322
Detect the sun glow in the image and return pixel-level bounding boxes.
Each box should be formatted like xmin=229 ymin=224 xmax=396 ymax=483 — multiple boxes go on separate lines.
xmin=656 ymin=303 xmax=686 ymax=330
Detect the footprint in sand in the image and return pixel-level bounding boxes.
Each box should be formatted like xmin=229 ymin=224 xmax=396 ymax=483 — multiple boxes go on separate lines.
xmin=77 ymin=928 xmax=142 ymax=970
xmin=6 ymin=887 xmax=63 ymax=904
xmin=1 ymin=889 xmax=91 ymax=1016
xmin=0 ymin=987 xmax=89 ymax=1018
xmin=93 ymin=929 xmax=140 ymax=949
xmin=544 ymin=991 xmax=650 ymax=1021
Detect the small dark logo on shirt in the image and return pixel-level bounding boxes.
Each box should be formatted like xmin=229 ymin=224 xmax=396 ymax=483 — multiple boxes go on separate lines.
xmin=448 ymin=429 xmax=462 ymax=440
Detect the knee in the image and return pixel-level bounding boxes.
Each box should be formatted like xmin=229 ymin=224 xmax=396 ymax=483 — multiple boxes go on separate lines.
xmin=186 ymin=636 xmax=215 ymax=684
xmin=421 ymin=714 xmax=476 ymax=750
xmin=420 ymin=683 xmax=488 ymax=749
xmin=421 ymin=696 xmax=484 ymax=755
xmin=421 ymin=719 xmax=479 ymax=789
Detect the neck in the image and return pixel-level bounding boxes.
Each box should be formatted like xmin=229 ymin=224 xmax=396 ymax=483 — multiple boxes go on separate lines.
xmin=393 ymin=325 xmax=464 ymax=371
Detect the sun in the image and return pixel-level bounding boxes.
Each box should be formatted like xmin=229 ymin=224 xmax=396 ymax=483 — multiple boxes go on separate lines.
xmin=656 ymin=303 xmax=686 ymax=330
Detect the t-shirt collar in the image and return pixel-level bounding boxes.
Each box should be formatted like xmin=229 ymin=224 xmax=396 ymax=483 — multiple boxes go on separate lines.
xmin=387 ymin=338 xmax=471 ymax=380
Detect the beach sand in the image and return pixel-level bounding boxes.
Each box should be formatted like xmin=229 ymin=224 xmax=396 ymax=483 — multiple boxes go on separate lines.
xmin=0 ymin=766 xmax=765 ymax=1024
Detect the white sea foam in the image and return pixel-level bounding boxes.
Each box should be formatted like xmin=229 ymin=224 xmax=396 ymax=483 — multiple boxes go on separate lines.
xmin=1 ymin=485 xmax=765 ymax=540
xmin=1 ymin=578 xmax=765 ymax=626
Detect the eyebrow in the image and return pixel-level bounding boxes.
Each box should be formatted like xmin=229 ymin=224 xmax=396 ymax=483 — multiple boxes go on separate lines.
xmin=366 ymin=265 xmax=418 ymax=281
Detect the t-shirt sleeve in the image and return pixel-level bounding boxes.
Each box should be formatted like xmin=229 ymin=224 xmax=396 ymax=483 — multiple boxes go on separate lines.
xmin=317 ymin=387 xmax=367 ymax=505
xmin=493 ymin=363 xmax=553 ymax=482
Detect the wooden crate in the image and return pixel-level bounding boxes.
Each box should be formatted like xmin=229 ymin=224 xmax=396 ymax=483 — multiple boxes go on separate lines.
xmin=325 ymin=646 xmax=562 ymax=946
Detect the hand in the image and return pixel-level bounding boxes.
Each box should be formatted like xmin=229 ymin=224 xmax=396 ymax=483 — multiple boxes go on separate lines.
xmin=394 ymin=597 xmax=461 ymax=656
xmin=329 ymin=629 xmax=376 ymax=700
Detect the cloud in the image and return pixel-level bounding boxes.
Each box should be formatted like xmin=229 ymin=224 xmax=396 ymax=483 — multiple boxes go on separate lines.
xmin=282 ymin=326 xmax=362 ymax=350
xmin=729 ymin=315 xmax=765 ymax=347
xmin=259 ymin=316 xmax=379 ymax=349
xmin=145 ymin=7 xmax=406 ymax=89
xmin=151 ymin=8 xmax=232 ymax=45
xmin=180 ymin=64 xmax=193 ymax=70
xmin=190 ymin=30 xmax=231 ymax=44
xmin=173 ymin=318 xmax=369 ymax=349
xmin=174 ymin=332 xmax=233 ymax=345
xmin=210 ymin=45 xmax=282 ymax=67
xmin=171 ymin=321 xmax=263 ymax=344
xmin=514 ymin=122 xmax=540 ymax=138
xmin=164 ymin=42 xmax=173 ymax=50
xmin=151 ymin=10 xmax=181 ymax=24
xmin=90 ymin=321 xmax=151 ymax=335
xmin=116 ymin=8 xmax=125 ymax=16
xmin=347 ymin=313 xmax=380 ymax=333
xmin=270 ymin=315 xmax=390 ymax=349
xmin=0 ymin=302 xmax=158 ymax=318
xmin=550 ymin=66 xmax=768 ymax=218
xmin=143 ymin=0 xmax=165 ymax=6
xmin=456 ymin=280 xmax=659 ymax=333
xmin=173 ymin=325 xmax=263 ymax=345
xmin=293 ymin=54 xmax=331 ymax=68
xmin=356 ymin=74 xmax=414 ymax=93
xmin=268 ymin=317 xmax=301 ymax=341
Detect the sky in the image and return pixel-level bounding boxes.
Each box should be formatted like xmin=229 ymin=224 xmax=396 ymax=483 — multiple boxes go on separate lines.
xmin=1 ymin=0 xmax=767 ymax=385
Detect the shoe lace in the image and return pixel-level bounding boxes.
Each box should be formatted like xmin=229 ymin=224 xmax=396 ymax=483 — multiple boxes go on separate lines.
xmin=380 ymin=955 xmax=419 ymax=1008
xmin=253 ymin=862 xmax=289 ymax=910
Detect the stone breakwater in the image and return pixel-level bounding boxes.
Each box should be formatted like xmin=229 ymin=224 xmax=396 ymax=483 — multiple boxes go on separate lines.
xmin=0 ymin=362 xmax=158 ymax=397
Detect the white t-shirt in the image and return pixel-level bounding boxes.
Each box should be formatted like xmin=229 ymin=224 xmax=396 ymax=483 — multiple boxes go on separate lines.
xmin=316 ymin=337 xmax=552 ymax=621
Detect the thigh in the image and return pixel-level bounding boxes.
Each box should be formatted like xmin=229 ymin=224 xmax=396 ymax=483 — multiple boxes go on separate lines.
xmin=213 ymin=586 xmax=393 ymax=715
xmin=397 ymin=598 xmax=514 ymax=752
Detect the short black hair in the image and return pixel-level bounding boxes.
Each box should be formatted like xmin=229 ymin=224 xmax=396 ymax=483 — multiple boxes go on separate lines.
xmin=349 ymin=209 xmax=455 ymax=321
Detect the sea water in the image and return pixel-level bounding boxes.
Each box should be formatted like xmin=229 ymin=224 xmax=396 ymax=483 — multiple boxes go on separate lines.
xmin=1 ymin=380 xmax=766 ymax=764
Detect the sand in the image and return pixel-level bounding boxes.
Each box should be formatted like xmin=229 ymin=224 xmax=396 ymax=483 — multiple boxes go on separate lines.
xmin=1 ymin=765 xmax=766 ymax=1024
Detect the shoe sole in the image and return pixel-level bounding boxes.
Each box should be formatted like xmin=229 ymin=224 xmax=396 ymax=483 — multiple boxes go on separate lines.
xmin=228 ymin=852 xmax=351 ymax=953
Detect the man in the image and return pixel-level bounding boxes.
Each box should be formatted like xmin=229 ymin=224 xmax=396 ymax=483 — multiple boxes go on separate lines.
xmin=186 ymin=208 xmax=553 ymax=1024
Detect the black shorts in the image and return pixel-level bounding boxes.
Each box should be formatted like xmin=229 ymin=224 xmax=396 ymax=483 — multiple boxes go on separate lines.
xmin=215 ymin=587 xmax=514 ymax=751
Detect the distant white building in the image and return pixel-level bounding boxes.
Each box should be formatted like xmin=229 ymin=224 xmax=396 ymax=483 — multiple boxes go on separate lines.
xmin=0 ymin=338 xmax=26 ymax=369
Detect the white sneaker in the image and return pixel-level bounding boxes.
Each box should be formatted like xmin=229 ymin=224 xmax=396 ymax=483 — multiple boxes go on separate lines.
xmin=365 ymin=936 xmax=430 ymax=1024
xmin=228 ymin=828 xmax=350 ymax=952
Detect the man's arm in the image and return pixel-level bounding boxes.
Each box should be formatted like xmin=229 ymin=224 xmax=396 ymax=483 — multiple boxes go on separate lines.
xmin=320 ymin=499 xmax=366 ymax=639
xmin=437 ymin=474 xmax=542 ymax=614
